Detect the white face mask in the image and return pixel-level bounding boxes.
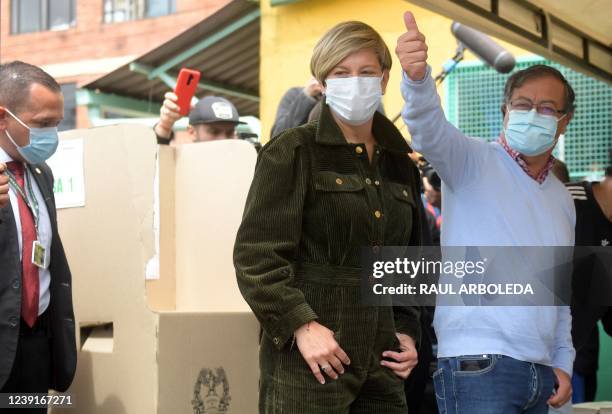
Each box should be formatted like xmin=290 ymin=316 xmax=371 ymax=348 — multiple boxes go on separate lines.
xmin=324 ymin=76 xmax=382 ymax=126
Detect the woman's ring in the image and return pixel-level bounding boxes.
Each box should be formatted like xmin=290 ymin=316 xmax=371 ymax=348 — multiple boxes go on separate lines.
xmin=320 ymin=365 xmax=330 ymax=371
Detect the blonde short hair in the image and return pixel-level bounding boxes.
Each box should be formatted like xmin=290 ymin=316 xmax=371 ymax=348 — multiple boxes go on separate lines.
xmin=310 ymin=21 xmax=392 ymax=84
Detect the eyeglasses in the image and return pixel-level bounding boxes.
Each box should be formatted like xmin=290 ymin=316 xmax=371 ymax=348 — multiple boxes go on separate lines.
xmin=508 ymin=99 xmax=566 ymax=118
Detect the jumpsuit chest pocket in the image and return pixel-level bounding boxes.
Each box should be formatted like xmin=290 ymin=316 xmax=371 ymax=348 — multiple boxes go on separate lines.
xmin=387 ymin=182 xmax=416 ymax=205
xmin=313 ymin=171 xmax=365 ymax=193
xmin=384 ymin=182 xmax=417 ymax=243
xmin=311 ymin=171 xmax=367 ymax=219
xmin=309 ymin=171 xmax=369 ymax=253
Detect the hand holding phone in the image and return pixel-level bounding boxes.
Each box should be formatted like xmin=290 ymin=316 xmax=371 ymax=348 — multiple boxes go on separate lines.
xmin=174 ymin=68 xmax=201 ymax=116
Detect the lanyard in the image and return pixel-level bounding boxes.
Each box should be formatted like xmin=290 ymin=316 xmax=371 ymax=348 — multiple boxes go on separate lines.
xmin=5 ymin=167 xmax=40 ymax=232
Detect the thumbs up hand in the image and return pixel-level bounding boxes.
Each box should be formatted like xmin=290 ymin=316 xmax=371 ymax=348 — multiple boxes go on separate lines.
xmin=396 ymin=11 xmax=428 ymax=81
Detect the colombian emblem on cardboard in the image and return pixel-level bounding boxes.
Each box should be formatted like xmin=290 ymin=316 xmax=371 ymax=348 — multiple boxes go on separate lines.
xmin=192 ymin=367 xmax=231 ymax=413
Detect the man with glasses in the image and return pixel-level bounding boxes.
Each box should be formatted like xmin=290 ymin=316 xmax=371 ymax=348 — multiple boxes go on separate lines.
xmin=397 ymin=11 xmax=575 ymax=414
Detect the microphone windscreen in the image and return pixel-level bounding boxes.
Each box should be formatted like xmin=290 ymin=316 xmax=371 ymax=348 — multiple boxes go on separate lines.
xmin=451 ymin=22 xmax=516 ymax=73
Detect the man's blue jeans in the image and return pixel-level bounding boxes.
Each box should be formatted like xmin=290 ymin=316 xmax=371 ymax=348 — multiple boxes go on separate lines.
xmin=433 ymin=355 xmax=556 ymax=414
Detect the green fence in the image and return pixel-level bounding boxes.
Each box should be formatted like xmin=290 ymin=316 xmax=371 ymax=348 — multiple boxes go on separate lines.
xmin=445 ymin=57 xmax=612 ymax=180
xmin=597 ymin=323 xmax=612 ymax=400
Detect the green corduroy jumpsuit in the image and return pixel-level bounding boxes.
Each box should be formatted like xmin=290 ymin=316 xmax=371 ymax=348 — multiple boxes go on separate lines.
xmin=234 ymin=103 xmax=423 ymax=413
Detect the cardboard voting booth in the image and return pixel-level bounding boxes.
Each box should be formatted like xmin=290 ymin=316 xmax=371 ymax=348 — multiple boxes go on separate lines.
xmin=574 ymin=403 xmax=612 ymax=414
xmin=49 ymin=125 xmax=260 ymax=413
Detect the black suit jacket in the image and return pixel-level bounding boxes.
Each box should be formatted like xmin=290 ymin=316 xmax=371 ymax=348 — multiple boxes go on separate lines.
xmin=0 ymin=162 xmax=76 ymax=391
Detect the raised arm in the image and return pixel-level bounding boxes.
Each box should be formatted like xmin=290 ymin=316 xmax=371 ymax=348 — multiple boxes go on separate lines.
xmin=396 ymin=11 xmax=488 ymax=191
xmin=270 ymin=83 xmax=321 ymax=138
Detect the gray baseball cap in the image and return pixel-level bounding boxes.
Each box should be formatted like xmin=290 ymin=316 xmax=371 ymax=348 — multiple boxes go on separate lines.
xmin=188 ymin=96 xmax=245 ymax=125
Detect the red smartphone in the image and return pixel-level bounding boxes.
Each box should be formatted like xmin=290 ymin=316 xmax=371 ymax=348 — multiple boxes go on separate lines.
xmin=174 ymin=68 xmax=201 ymax=116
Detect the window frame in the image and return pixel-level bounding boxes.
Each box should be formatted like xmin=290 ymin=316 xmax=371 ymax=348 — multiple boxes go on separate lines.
xmin=103 ymin=0 xmax=176 ymax=24
xmin=10 ymin=0 xmax=76 ymax=35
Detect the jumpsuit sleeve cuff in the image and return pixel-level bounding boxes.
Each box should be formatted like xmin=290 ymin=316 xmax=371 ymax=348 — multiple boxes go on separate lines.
xmin=268 ymin=302 xmax=318 ymax=350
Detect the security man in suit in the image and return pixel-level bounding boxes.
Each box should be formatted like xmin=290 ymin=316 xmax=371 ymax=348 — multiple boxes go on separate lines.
xmin=0 ymin=61 xmax=76 ymax=413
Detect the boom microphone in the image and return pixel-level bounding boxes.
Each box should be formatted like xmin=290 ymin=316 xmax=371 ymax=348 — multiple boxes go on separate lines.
xmin=451 ymin=22 xmax=516 ymax=73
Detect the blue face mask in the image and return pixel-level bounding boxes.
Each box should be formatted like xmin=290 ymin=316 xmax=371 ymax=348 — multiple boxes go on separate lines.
xmin=4 ymin=108 xmax=59 ymax=164
xmin=504 ymin=109 xmax=564 ymax=156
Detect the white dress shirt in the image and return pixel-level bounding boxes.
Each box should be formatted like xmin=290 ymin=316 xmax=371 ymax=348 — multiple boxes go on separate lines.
xmin=1 ymin=147 xmax=51 ymax=316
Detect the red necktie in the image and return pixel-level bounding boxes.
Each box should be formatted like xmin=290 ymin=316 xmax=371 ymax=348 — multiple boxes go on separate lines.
xmin=7 ymin=161 xmax=39 ymax=327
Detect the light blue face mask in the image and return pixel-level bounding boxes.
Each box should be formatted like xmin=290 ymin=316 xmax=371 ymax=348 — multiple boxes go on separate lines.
xmin=4 ymin=108 xmax=59 ymax=164
xmin=504 ymin=109 xmax=566 ymax=156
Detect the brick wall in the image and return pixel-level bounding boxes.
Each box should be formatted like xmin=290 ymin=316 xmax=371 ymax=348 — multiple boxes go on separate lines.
xmin=1 ymin=0 xmax=230 ymax=70
xmin=0 ymin=0 xmax=232 ymax=128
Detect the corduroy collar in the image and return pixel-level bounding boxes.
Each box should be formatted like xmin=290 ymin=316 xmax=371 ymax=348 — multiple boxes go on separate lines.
xmin=315 ymin=103 xmax=412 ymax=154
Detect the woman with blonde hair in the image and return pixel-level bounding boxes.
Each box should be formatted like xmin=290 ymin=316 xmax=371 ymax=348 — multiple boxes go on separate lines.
xmin=234 ymin=21 xmax=422 ymax=413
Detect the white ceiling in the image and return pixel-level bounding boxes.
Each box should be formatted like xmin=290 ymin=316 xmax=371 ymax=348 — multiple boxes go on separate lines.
xmin=529 ymin=0 xmax=611 ymax=44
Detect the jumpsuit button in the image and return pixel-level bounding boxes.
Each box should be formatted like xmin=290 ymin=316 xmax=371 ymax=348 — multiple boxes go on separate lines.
xmin=355 ymin=146 xmax=363 ymax=154
xmin=403 ymin=190 xmax=409 ymax=197
xmin=374 ymin=180 xmax=380 ymax=186
xmin=8 ymin=316 xmax=18 ymax=327
xmin=374 ymin=210 xmax=382 ymax=219
xmin=365 ymin=178 xmax=372 ymax=185
xmin=335 ymin=178 xmax=343 ymax=185
xmin=273 ymin=337 xmax=280 ymax=345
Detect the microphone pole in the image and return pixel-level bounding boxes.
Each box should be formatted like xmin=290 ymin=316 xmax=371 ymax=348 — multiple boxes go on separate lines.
xmin=434 ymin=43 xmax=466 ymax=84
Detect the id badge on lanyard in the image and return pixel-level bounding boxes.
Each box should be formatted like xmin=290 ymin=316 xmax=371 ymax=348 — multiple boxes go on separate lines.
xmin=32 ymin=240 xmax=47 ymax=268
xmin=6 ymin=167 xmax=48 ymax=269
